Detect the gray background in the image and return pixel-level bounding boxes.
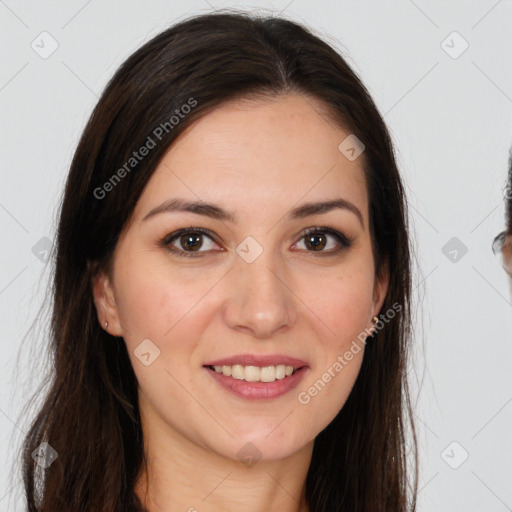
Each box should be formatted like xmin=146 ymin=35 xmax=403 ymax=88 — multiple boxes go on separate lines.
xmin=1 ymin=1 xmax=511 ymax=510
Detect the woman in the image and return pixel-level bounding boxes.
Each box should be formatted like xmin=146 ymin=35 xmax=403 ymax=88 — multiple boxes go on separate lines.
xmin=17 ymin=11 xmax=418 ymax=511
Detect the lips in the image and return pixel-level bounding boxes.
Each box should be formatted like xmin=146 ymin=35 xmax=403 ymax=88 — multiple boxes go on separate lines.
xmin=204 ymin=364 xmax=309 ymax=400
xmin=203 ymin=354 xmax=309 ymax=368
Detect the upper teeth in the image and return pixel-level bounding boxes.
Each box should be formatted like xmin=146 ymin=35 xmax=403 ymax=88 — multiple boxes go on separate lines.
xmin=212 ymin=364 xmax=297 ymax=382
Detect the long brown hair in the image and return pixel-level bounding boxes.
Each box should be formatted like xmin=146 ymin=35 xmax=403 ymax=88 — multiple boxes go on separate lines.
xmin=13 ymin=10 xmax=418 ymax=511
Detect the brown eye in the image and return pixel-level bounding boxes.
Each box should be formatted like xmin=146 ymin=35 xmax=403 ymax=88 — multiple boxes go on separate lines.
xmin=178 ymin=233 xmax=203 ymax=251
xmin=304 ymin=232 xmax=327 ymax=251
xmin=160 ymin=227 xmax=220 ymax=258
xmin=295 ymin=227 xmax=353 ymax=254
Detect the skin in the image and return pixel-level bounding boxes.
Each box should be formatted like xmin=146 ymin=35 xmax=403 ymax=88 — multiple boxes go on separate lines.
xmin=92 ymin=92 xmax=389 ymax=512
xmin=503 ymin=232 xmax=512 ymax=294
xmin=503 ymin=232 xmax=512 ymax=274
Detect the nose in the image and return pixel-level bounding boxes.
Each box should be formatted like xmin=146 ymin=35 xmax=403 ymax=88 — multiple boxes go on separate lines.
xmin=222 ymin=247 xmax=298 ymax=339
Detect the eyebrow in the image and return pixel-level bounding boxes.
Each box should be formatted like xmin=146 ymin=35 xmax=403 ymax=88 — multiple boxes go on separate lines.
xmin=142 ymin=197 xmax=364 ymax=228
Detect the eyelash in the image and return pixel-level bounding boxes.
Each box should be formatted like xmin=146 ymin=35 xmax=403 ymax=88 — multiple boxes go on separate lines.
xmin=159 ymin=226 xmax=353 ymax=259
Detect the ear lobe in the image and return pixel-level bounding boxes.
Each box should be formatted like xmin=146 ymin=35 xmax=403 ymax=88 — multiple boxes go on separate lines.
xmin=90 ymin=268 xmax=123 ymax=336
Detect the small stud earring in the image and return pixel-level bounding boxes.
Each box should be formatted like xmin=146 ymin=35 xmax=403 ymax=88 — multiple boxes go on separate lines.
xmin=105 ymin=321 xmax=109 ymax=330
xmin=373 ymin=316 xmax=379 ymax=324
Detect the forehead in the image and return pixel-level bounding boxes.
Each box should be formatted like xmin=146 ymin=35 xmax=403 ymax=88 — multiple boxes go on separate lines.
xmin=133 ymin=93 xmax=369 ymax=227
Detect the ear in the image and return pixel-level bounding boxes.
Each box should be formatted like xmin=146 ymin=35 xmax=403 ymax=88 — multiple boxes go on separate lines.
xmin=371 ymin=259 xmax=390 ymax=320
xmin=89 ymin=262 xmax=123 ymax=337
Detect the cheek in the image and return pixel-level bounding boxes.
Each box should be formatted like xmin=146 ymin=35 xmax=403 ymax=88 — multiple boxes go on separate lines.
xmin=113 ymin=253 xmax=200 ymax=340
xmin=113 ymin=258 xmax=220 ymax=379
xmin=300 ymin=268 xmax=375 ymax=343
xmin=114 ymin=273 xmax=167 ymax=342
xmin=113 ymin=266 xmax=205 ymax=399
xmin=296 ymin=340 xmax=364 ymax=437
xmin=295 ymin=266 xmax=373 ymax=412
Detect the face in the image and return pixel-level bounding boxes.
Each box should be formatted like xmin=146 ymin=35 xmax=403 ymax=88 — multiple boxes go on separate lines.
xmin=493 ymin=226 xmax=512 ymax=293
xmin=499 ymin=231 xmax=512 ymax=293
xmin=92 ymin=92 xmax=388 ymax=463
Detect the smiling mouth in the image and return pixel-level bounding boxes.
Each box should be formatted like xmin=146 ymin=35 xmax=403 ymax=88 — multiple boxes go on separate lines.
xmin=205 ymin=364 xmax=302 ymax=383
